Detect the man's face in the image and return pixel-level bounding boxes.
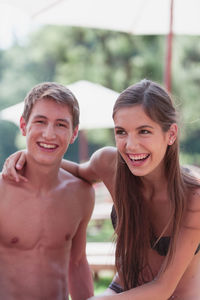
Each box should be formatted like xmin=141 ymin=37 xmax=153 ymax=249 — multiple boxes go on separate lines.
xmin=20 ymin=99 xmax=78 ymax=167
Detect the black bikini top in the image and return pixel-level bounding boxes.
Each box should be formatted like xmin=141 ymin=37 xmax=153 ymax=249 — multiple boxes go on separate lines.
xmin=111 ymin=205 xmax=200 ymax=256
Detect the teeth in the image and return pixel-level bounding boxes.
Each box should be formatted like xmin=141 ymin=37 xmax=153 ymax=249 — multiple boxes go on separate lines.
xmin=129 ymin=154 xmax=149 ymax=161
xmin=39 ymin=143 xmax=56 ymax=149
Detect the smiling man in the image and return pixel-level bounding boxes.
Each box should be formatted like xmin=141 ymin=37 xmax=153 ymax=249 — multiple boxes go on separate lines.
xmin=0 ymin=82 xmax=94 ymax=300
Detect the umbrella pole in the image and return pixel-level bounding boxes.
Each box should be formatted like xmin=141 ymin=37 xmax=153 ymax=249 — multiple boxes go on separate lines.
xmin=78 ymin=130 xmax=89 ymax=162
xmin=164 ymin=0 xmax=174 ymax=92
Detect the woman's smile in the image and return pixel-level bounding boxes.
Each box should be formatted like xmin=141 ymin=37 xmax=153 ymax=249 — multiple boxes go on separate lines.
xmin=127 ymin=153 xmax=150 ymax=167
xmin=114 ymin=105 xmax=170 ymax=178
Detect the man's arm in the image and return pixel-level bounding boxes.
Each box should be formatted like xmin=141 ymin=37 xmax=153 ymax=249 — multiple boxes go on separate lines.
xmin=68 ymin=183 xmax=95 ymax=300
xmin=68 ymin=251 xmax=94 ymax=300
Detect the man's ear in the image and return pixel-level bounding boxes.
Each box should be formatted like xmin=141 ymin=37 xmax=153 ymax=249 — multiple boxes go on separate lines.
xmin=168 ymin=123 xmax=178 ymax=145
xmin=20 ymin=116 xmax=27 ymax=136
xmin=70 ymin=125 xmax=79 ymax=144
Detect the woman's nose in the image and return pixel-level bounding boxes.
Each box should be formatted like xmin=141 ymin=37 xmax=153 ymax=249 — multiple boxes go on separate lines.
xmin=126 ymin=135 xmax=139 ymax=151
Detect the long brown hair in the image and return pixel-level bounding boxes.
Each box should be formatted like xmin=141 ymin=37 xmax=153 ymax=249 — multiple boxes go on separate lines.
xmin=112 ymin=79 xmax=200 ymax=290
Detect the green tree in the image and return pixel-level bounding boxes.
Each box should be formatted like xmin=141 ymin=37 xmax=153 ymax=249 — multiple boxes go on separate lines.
xmin=0 ymin=26 xmax=200 ymax=164
xmin=0 ymin=121 xmax=18 ymax=170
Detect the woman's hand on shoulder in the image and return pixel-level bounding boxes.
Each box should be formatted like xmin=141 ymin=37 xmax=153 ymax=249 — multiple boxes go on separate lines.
xmin=2 ymin=150 xmax=28 ymax=183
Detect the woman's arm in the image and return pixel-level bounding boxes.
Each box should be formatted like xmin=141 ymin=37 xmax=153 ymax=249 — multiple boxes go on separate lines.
xmin=2 ymin=150 xmax=28 ymax=182
xmin=2 ymin=147 xmax=117 ymax=185
xmin=88 ymin=189 xmax=200 ymax=300
xmin=87 ymin=280 xmax=167 ymax=300
xmin=106 ymin=273 xmax=124 ymax=294
xmin=61 ymin=146 xmax=117 ymax=184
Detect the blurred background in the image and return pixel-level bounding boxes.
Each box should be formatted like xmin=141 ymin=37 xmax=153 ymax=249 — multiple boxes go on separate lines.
xmin=0 ymin=0 xmax=200 ymax=293
xmin=0 ymin=0 xmax=200 ymax=169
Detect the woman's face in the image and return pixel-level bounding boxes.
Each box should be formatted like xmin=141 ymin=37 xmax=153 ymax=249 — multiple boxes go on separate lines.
xmin=113 ymin=105 xmax=173 ymax=179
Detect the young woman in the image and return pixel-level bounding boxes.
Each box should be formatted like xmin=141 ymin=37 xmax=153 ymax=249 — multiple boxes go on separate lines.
xmin=3 ymin=79 xmax=200 ymax=300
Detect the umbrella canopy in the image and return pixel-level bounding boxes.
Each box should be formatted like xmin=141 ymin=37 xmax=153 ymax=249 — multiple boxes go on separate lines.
xmin=4 ymin=0 xmax=200 ymax=91
xmin=5 ymin=0 xmax=200 ymax=35
xmin=0 ymin=80 xmax=118 ymax=129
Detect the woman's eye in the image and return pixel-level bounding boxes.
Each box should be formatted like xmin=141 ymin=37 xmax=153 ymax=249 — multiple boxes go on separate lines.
xmin=115 ymin=129 xmax=126 ymax=135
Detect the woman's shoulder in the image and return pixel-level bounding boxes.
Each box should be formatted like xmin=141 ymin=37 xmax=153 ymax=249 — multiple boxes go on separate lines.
xmin=188 ymin=188 xmax=200 ymax=209
xmin=184 ymin=187 xmax=200 ymax=230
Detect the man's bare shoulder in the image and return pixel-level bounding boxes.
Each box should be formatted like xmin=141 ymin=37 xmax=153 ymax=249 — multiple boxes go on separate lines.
xmin=0 ymin=172 xmax=25 ymax=190
xmin=0 ymin=173 xmax=11 ymax=191
xmin=59 ymin=168 xmax=94 ymax=198
xmin=60 ymin=168 xmax=90 ymax=184
xmin=59 ymin=169 xmax=95 ymax=218
xmin=0 ymin=173 xmax=13 ymax=201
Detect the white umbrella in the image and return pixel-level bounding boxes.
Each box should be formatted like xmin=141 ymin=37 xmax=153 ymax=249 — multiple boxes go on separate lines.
xmin=0 ymin=80 xmax=118 ymax=130
xmin=5 ymin=0 xmax=200 ymax=35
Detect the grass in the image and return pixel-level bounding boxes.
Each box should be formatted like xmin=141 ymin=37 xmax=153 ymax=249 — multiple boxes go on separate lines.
xmin=94 ymin=274 xmax=113 ymax=294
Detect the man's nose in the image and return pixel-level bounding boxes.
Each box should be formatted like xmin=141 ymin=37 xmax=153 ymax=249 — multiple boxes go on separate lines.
xmin=42 ymin=124 xmax=56 ymax=140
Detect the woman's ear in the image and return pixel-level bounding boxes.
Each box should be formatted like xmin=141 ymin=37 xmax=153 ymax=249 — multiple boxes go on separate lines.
xmin=168 ymin=123 xmax=178 ymax=145
xmin=70 ymin=125 xmax=79 ymax=144
xmin=20 ymin=116 xmax=27 ymax=136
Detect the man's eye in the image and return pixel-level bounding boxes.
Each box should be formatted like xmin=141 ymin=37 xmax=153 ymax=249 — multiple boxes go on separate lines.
xmin=140 ymin=129 xmax=150 ymax=134
xmin=36 ymin=120 xmax=45 ymax=124
xmin=57 ymin=123 xmax=66 ymax=127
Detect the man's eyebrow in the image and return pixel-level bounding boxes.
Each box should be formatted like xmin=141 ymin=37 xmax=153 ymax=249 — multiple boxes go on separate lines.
xmin=33 ymin=115 xmax=47 ymax=119
xmin=56 ymin=118 xmax=71 ymax=125
xmin=136 ymin=125 xmax=154 ymax=130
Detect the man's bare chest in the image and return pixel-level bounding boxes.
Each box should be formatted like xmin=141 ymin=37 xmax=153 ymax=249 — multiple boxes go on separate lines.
xmin=0 ymin=190 xmax=81 ymax=250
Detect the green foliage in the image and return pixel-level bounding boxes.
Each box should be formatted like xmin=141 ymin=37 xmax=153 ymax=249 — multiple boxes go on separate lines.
xmin=87 ymin=219 xmax=115 ymax=242
xmin=0 ymin=26 xmax=165 ymax=111
xmin=181 ymin=129 xmax=200 ymax=154
xmin=86 ymin=129 xmax=115 ymax=147
xmin=0 ymin=26 xmax=200 ymax=162
xmin=94 ymin=275 xmax=113 ymax=294
xmin=172 ymin=36 xmax=200 ymax=140
xmin=0 ymin=121 xmax=18 ymax=170
xmin=180 ymin=152 xmax=200 ymax=167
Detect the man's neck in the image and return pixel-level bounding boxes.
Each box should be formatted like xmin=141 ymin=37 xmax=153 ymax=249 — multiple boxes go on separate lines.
xmin=24 ymin=157 xmax=61 ymax=192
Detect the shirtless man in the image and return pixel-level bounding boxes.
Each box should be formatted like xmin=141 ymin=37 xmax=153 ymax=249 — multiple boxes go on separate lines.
xmin=0 ymin=82 xmax=94 ymax=300
xmin=4 ymin=80 xmax=200 ymax=300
